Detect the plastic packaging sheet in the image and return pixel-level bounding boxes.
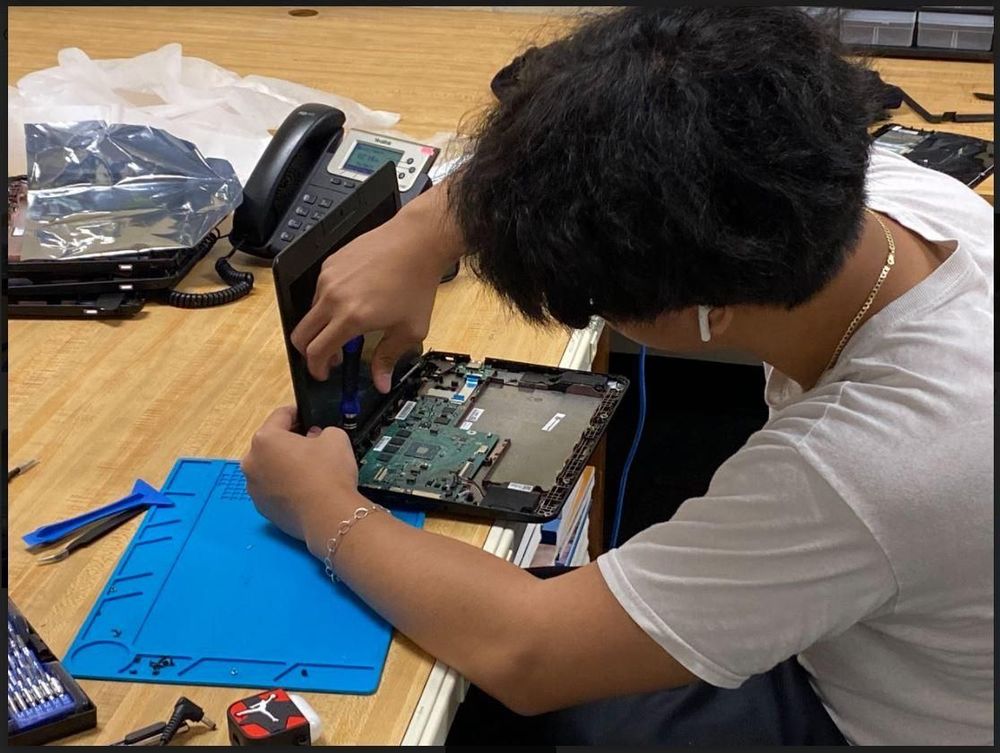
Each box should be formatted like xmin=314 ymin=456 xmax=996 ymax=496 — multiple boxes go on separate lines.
xmin=8 ymin=44 xmax=402 ymax=185
xmin=21 ymin=121 xmax=242 ymax=260
xmin=8 ymin=43 xmax=470 ymax=259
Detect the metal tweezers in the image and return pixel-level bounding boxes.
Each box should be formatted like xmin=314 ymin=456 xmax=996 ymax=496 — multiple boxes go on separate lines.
xmin=35 ymin=506 xmax=146 ymax=564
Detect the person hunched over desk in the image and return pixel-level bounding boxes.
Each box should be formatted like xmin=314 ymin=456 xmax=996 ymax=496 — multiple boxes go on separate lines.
xmin=240 ymin=7 xmax=994 ymax=746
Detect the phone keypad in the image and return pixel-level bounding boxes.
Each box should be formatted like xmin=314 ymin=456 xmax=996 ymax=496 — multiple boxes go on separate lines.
xmin=272 ymin=185 xmax=354 ymax=252
xmin=273 ymin=151 xmax=433 ymax=254
xmin=267 ymin=136 xmax=438 ymax=256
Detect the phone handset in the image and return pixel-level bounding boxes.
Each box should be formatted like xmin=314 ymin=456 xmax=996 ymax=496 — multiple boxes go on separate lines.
xmin=166 ymin=104 xmax=347 ymax=308
xmin=230 ymin=104 xmax=348 ymax=257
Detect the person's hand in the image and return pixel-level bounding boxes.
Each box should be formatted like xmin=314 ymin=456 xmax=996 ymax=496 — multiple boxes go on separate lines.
xmin=241 ymin=406 xmax=364 ymax=559
xmin=290 ymin=182 xmax=465 ymax=390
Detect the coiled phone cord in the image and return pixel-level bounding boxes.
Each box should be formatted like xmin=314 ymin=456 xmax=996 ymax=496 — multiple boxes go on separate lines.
xmin=165 ymin=230 xmax=255 ymax=309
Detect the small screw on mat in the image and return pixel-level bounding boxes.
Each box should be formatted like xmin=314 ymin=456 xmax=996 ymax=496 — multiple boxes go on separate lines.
xmin=149 ymin=656 xmax=175 ymax=674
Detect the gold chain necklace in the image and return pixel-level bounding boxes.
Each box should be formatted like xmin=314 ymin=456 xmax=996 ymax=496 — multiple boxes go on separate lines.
xmin=825 ymin=207 xmax=896 ymax=372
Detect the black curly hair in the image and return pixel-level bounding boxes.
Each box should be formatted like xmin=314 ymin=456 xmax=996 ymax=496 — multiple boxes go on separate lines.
xmin=450 ymin=7 xmax=886 ymax=329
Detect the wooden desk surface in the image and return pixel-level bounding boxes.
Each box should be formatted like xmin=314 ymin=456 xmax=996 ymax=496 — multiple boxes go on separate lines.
xmin=7 ymin=6 xmax=570 ymax=746
xmin=7 ymin=6 xmax=995 ymax=745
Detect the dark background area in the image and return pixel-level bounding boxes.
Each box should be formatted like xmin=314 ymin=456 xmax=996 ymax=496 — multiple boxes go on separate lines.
xmin=601 ymin=353 xmax=770 ymax=548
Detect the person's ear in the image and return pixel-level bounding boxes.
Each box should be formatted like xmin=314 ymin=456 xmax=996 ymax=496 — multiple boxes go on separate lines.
xmin=710 ymin=306 xmax=734 ymax=340
xmin=697 ymin=306 xmax=734 ymax=343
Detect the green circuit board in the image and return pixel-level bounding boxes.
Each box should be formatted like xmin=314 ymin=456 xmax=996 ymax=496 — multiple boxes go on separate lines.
xmin=357 ymin=364 xmax=505 ymax=504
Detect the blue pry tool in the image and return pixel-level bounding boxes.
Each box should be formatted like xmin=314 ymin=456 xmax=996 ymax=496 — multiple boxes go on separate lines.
xmin=21 ymin=479 xmax=174 ymax=549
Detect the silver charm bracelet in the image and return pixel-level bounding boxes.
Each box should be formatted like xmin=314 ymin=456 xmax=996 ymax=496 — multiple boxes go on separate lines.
xmin=323 ymin=503 xmax=387 ymax=582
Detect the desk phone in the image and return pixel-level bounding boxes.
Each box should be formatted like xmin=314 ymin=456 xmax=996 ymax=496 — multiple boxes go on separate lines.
xmin=230 ymin=104 xmax=440 ymax=260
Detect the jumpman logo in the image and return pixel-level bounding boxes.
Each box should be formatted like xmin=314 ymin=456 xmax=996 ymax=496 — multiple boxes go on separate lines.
xmin=235 ymin=692 xmax=278 ymax=723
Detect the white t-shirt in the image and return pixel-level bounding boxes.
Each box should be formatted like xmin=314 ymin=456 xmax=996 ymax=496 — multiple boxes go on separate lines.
xmin=598 ymin=146 xmax=994 ymax=746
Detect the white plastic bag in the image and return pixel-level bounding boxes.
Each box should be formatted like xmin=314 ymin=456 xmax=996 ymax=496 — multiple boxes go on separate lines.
xmin=7 ymin=43 xmax=402 ymax=184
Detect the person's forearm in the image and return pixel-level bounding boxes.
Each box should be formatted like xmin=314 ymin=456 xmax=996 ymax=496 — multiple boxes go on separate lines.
xmin=396 ymin=177 xmax=466 ymax=274
xmin=305 ymin=492 xmax=543 ymax=708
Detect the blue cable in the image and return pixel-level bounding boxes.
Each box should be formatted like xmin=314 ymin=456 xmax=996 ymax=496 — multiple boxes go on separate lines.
xmin=611 ymin=345 xmax=648 ymax=548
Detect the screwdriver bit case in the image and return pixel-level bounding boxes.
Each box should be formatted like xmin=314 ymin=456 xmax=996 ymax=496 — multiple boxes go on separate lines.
xmin=8 ymin=598 xmax=98 ymax=745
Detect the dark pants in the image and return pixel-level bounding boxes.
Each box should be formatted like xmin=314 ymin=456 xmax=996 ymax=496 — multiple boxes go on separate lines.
xmin=446 ymin=567 xmax=847 ymax=746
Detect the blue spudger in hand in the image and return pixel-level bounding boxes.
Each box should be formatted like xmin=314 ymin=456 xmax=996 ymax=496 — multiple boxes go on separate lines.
xmin=340 ymin=335 xmax=364 ymax=430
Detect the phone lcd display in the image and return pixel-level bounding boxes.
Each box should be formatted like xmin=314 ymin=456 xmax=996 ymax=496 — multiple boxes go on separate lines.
xmin=343 ymin=142 xmax=405 ymax=176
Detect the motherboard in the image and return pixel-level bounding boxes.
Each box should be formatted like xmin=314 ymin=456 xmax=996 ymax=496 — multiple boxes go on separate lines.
xmin=357 ymin=362 xmax=508 ymax=505
xmin=353 ymin=352 xmax=628 ymax=521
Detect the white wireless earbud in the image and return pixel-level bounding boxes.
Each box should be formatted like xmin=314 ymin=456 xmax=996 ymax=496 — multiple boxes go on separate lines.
xmin=698 ymin=305 xmax=712 ymax=343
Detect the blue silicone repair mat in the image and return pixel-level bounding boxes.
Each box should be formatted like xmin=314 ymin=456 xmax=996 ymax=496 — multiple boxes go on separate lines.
xmin=63 ymin=459 xmax=423 ymax=694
